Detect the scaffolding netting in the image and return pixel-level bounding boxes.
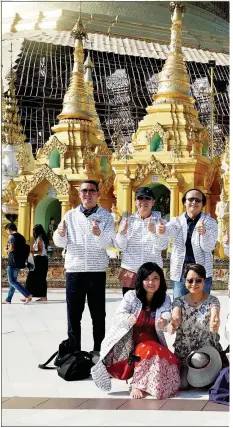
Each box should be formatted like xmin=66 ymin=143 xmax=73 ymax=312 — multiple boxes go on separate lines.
xmin=12 ymin=39 xmax=229 ymax=157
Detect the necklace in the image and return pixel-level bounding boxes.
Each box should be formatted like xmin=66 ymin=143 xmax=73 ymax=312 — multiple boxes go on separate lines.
xmin=188 ymin=293 xmax=206 ymax=306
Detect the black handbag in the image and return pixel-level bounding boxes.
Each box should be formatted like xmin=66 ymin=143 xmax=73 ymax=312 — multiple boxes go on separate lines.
xmin=38 ymin=339 xmax=72 ymax=370
xmin=38 ymin=339 xmax=94 ymax=381
xmin=57 ymin=351 xmax=94 ymax=381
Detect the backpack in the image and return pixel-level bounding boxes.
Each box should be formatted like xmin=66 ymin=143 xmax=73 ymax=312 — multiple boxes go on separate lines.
xmin=209 ymin=367 xmax=229 ymax=406
xmin=38 ymin=339 xmax=94 ymax=381
xmin=8 ymin=233 xmax=29 ymax=269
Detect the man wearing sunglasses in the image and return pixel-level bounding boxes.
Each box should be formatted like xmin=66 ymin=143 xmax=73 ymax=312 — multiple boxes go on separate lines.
xmin=157 ymin=188 xmax=218 ymax=299
xmin=116 ymin=186 xmax=168 ymax=295
xmin=53 ymin=180 xmax=115 ymax=361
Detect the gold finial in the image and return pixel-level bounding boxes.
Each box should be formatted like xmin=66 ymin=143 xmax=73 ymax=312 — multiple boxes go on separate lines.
xmin=71 ymin=2 xmax=87 ymax=41
xmin=84 ymin=51 xmax=94 ymax=83
xmin=84 ymin=50 xmax=106 ymax=141
xmin=153 ymin=2 xmax=194 ymax=105
xmin=2 ymin=43 xmax=26 ymax=146
xmin=57 ymin=3 xmax=93 ymax=122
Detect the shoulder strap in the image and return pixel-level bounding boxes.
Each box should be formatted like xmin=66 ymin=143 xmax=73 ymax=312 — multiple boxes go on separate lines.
xmin=38 ymin=351 xmax=58 ymax=370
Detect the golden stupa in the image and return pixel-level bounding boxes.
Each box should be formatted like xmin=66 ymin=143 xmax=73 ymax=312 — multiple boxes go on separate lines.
xmin=112 ymin=2 xmax=224 ymax=223
xmin=1 ymin=2 xmax=229 ymax=260
xmin=4 ymin=14 xmax=114 ymax=246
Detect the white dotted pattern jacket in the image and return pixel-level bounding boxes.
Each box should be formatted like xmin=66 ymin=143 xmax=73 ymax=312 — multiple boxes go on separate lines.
xmin=53 ymin=206 xmax=115 ymax=272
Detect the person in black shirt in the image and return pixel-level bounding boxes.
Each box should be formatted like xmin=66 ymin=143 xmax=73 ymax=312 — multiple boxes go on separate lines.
xmin=3 ymin=223 xmax=32 ymax=304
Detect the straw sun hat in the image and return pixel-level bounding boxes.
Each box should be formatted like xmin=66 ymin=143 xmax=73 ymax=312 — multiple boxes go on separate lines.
xmin=186 ymin=346 xmax=222 ymax=388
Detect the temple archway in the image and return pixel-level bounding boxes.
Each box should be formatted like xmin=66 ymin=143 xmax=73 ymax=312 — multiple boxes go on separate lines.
xmin=34 ymin=197 xmax=61 ymax=233
xmin=146 ymin=183 xmax=171 ymax=220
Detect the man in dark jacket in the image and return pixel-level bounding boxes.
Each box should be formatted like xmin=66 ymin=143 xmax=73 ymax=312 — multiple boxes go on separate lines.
xmin=3 ymin=223 xmax=32 ymax=304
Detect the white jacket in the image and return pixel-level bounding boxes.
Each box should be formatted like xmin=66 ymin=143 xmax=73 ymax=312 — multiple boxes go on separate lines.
xmin=91 ymin=290 xmax=171 ymax=391
xmin=53 ymin=206 xmax=115 ymax=272
xmin=115 ymin=211 xmax=168 ymax=272
xmin=164 ymin=212 xmax=218 ymax=281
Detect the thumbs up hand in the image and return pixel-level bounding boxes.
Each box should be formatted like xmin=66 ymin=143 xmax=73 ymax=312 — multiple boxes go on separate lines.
xmin=92 ymin=219 xmax=101 ymax=236
xmin=156 ymin=313 xmax=167 ymax=329
xmin=148 ymin=216 xmax=156 ymax=233
xmin=156 ymin=218 xmax=166 ymax=235
xmin=118 ymin=219 xmax=128 ymax=235
xmin=197 ymin=219 xmax=206 ymax=236
xmin=57 ymin=219 xmax=67 ymax=237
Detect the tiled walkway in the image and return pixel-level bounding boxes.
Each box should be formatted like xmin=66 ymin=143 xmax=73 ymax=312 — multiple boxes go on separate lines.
xmin=2 ymin=289 xmax=229 ymax=426
xmin=2 ymin=396 xmax=229 ymax=411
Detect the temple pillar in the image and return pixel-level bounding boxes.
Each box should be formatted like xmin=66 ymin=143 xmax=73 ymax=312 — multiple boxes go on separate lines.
xmin=28 ymin=194 xmax=37 ymax=243
xmin=119 ymin=178 xmax=132 ymax=215
xmin=16 ymin=196 xmax=31 ymax=242
xmin=131 ymin=188 xmax=136 ymax=214
xmin=167 ymin=178 xmax=179 ymax=218
xmin=58 ymin=195 xmax=71 ymax=218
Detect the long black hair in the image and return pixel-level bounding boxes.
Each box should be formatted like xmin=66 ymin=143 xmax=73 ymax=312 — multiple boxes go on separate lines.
xmin=135 ymin=262 xmax=167 ymax=311
xmin=33 ymin=224 xmax=49 ymax=249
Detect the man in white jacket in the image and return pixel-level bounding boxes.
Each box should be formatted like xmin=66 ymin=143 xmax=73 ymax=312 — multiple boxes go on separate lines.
xmin=115 ymin=186 xmax=168 ymax=295
xmin=158 ymin=188 xmax=218 ymax=298
xmin=53 ymin=180 xmax=115 ymax=358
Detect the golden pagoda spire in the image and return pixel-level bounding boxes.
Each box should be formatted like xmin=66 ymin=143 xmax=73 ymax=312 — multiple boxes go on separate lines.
xmin=153 ymin=2 xmax=194 ymax=105
xmin=2 ymin=44 xmax=26 ymax=147
xmin=84 ymin=51 xmax=105 ymax=142
xmin=57 ymin=12 xmax=94 ymax=121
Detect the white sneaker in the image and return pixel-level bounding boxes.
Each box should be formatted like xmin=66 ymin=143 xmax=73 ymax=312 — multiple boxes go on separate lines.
xmin=91 ymin=351 xmax=100 ymax=364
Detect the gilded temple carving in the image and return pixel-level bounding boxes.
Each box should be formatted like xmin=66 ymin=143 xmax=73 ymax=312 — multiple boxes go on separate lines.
xmin=16 ymin=164 xmax=70 ymax=196
xmin=145 ymin=123 xmax=170 ymax=148
xmin=203 ymin=157 xmax=221 ymax=191
xmin=42 ymin=136 xmax=67 ymax=156
xmin=215 ymin=188 xmax=229 ymax=244
xmin=96 ymin=144 xmax=112 ymax=158
xmin=98 ymin=172 xmax=115 ymax=197
xmin=134 ymin=155 xmax=171 ymax=183
xmin=82 ymin=140 xmax=96 ymax=174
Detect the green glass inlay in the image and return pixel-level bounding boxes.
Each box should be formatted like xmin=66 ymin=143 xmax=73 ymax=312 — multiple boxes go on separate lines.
xmin=150 ymin=133 xmax=162 ymax=152
xmin=49 ymin=149 xmax=60 ymax=168
xmin=100 ymin=156 xmax=108 ymax=173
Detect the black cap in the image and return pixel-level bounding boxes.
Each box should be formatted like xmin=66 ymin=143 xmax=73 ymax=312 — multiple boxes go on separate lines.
xmin=135 ymin=187 xmax=154 ymax=199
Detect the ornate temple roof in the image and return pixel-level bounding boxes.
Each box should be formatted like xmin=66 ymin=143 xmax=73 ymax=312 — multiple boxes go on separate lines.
xmin=2 ymin=2 xmax=229 ymax=53
xmin=1 ymin=2 xmax=229 ymax=159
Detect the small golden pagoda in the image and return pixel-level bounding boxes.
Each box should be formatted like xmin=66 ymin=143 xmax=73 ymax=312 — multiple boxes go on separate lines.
xmin=112 ymin=1 xmax=222 ymax=220
xmin=11 ymin=14 xmax=114 ymax=245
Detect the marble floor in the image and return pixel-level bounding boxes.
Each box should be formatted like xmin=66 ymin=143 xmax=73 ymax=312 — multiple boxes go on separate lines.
xmin=1 ymin=288 xmax=230 ymax=426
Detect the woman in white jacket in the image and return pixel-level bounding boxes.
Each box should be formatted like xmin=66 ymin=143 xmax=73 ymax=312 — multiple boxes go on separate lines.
xmin=91 ymin=262 xmax=180 ymax=399
xmin=115 ymin=187 xmax=168 ymax=295
xmin=158 ymin=188 xmax=218 ymax=299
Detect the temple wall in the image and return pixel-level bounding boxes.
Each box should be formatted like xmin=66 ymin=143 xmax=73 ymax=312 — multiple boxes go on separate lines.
xmin=1 ymin=257 xmax=229 ymax=290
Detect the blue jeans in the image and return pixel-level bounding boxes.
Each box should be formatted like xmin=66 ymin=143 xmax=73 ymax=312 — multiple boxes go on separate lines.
xmin=172 ymin=276 xmax=212 ymax=300
xmin=5 ymin=266 xmax=30 ymax=302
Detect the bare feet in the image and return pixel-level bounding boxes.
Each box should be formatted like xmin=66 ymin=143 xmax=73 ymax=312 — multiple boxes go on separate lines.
xmin=130 ymin=386 xmax=144 ymax=399
xmin=20 ymin=298 xmax=26 ymax=302
xmin=36 ymin=297 xmax=47 ymax=302
xmin=2 ymin=301 xmax=11 ymax=304
xmin=24 ymin=295 xmax=32 ymax=304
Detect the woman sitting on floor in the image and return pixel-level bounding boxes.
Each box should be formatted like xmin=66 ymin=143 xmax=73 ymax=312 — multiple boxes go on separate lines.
xmin=168 ymin=263 xmax=222 ymax=389
xmin=91 ymin=262 xmax=180 ymax=399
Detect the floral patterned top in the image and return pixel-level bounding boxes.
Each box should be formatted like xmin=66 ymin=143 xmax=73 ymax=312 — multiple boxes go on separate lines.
xmin=173 ymin=295 xmax=222 ymax=365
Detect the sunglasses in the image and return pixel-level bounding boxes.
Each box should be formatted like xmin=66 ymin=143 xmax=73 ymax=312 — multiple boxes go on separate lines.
xmin=80 ymin=189 xmax=97 ymax=194
xmin=186 ymin=197 xmax=202 ymax=203
xmin=136 ymin=196 xmax=153 ymax=201
xmin=186 ymin=278 xmax=203 ymax=284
